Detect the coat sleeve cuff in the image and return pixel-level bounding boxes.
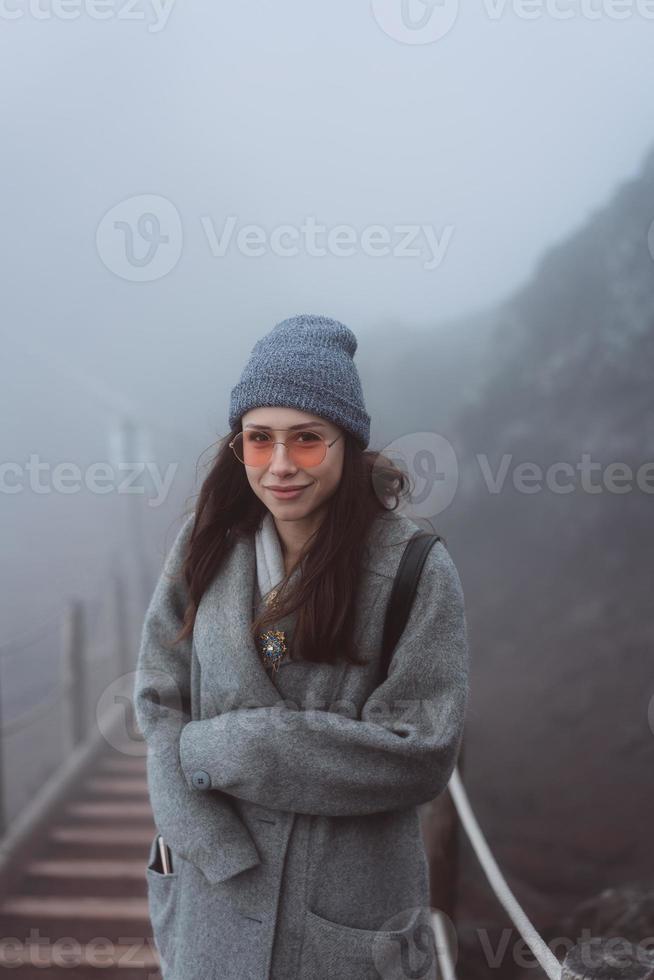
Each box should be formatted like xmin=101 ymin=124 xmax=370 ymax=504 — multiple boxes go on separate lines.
xmin=177 ymin=721 xmax=261 ymax=884
xmin=179 ymin=720 xmax=213 ymax=792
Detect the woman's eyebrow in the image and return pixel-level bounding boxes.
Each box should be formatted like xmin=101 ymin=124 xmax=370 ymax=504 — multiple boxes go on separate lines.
xmin=244 ymin=422 xmax=327 ymax=430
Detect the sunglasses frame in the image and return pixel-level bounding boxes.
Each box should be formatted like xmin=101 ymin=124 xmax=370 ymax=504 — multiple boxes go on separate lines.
xmin=229 ymin=427 xmax=343 ymax=468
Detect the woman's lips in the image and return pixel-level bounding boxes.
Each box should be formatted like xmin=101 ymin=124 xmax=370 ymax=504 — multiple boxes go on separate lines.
xmin=267 ymin=486 xmax=309 ymax=499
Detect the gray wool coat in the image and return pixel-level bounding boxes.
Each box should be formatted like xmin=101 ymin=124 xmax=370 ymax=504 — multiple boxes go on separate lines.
xmin=133 ymin=508 xmax=470 ymax=980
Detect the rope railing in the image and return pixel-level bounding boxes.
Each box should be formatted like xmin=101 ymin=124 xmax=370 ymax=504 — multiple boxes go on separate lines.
xmin=448 ymin=764 xmax=562 ymax=979
xmin=431 ymin=909 xmax=458 ymax=980
xmin=446 ymin=766 xmax=652 ymax=979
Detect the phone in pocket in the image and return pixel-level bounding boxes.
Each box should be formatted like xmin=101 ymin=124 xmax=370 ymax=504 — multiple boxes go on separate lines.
xmin=157 ymin=834 xmax=174 ymax=874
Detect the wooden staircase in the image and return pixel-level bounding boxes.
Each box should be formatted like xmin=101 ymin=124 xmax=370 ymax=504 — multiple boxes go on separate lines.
xmin=0 ymin=748 xmax=161 ymax=978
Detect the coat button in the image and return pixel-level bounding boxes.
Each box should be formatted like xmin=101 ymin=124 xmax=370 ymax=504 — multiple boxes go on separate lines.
xmin=191 ymin=769 xmax=211 ymax=790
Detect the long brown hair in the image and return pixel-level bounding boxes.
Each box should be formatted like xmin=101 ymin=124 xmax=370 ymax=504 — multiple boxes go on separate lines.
xmin=172 ymin=427 xmax=412 ymax=666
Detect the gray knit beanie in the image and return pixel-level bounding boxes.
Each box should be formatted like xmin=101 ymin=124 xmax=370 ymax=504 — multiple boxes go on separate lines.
xmin=228 ymin=313 xmax=371 ymax=450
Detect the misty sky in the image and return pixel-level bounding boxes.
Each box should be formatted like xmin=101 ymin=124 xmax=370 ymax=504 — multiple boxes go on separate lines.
xmin=2 ymin=0 xmax=653 ymax=633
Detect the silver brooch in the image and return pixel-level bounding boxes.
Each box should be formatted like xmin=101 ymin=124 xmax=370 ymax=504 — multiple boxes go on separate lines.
xmin=258 ymin=629 xmax=288 ymax=673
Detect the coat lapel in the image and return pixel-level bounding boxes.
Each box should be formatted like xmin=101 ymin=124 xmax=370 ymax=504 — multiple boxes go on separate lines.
xmin=194 ymin=531 xmax=282 ymax=713
xmin=192 ymin=510 xmax=417 ymax=714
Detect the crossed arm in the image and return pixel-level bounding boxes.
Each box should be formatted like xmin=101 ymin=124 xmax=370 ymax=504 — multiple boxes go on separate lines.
xmin=178 ymin=541 xmax=470 ymax=817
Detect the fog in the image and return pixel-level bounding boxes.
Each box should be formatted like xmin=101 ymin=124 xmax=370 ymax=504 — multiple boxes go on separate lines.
xmin=2 ymin=0 xmax=652 ymax=667
xmin=3 ymin=0 xmax=653 ymax=687
xmin=1 ymin=3 xmax=653 ymax=974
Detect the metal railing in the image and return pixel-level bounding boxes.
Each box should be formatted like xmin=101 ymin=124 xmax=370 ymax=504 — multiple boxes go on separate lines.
xmin=0 ymin=566 xmax=145 ymax=838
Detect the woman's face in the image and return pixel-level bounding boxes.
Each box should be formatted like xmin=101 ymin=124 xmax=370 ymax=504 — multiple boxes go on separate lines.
xmin=239 ymin=406 xmax=345 ymax=523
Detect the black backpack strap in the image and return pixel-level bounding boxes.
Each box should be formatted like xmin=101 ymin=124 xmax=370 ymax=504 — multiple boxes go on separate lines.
xmin=379 ymin=531 xmax=442 ymax=680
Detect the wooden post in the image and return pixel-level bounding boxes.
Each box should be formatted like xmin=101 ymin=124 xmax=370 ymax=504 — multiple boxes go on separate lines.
xmin=62 ymin=598 xmax=87 ymax=747
xmin=0 ymin=650 xmax=5 ymax=838
xmin=562 ymin=937 xmax=654 ymax=978
xmin=112 ymin=568 xmax=130 ymax=678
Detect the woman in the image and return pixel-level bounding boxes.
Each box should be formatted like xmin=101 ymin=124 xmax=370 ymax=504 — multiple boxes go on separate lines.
xmin=134 ymin=313 xmax=470 ymax=980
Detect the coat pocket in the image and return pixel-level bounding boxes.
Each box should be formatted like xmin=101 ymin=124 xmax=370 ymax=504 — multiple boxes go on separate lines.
xmin=146 ymin=833 xmax=180 ymax=978
xmin=297 ymin=905 xmax=438 ymax=980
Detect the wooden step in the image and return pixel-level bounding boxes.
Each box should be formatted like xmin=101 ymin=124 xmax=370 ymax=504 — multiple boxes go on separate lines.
xmin=46 ymin=825 xmax=153 ymax=860
xmin=49 ymin=825 xmax=153 ymax=846
xmin=27 ymin=859 xmax=147 ymax=880
xmin=0 ymin=743 xmax=158 ymax=974
xmin=85 ymin=777 xmax=150 ymax=797
xmin=0 ymin=894 xmax=151 ymax=943
xmin=22 ymin=859 xmax=148 ymax=897
xmin=97 ymin=758 xmax=147 ymax=775
xmin=64 ymin=801 xmax=153 ymax=820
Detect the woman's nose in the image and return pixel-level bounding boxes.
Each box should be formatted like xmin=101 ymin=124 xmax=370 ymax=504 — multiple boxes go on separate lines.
xmin=268 ymin=442 xmax=296 ymax=473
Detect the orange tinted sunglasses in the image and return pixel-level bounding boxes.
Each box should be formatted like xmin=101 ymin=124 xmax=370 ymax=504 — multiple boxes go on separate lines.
xmin=229 ymin=428 xmax=342 ymax=468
